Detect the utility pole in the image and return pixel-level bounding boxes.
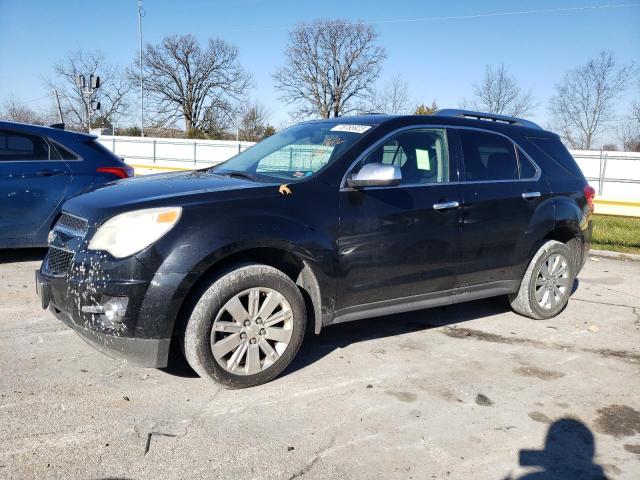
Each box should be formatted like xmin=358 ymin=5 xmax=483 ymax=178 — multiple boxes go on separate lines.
xmin=137 ymin=0 xmax=145 ymax=137
xmin=75 ymin=74 xmax=101 ymax=132
xmin=53 ymin=90 xmax=64 ymax=125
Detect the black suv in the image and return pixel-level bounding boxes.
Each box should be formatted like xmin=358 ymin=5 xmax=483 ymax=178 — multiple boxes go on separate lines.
xmin=36 ymin=110 xmax=594 ymax=388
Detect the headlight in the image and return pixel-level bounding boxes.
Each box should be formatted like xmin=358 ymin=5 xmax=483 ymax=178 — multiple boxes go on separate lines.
xmin=88 ymin=207 xmax=182 ymax=258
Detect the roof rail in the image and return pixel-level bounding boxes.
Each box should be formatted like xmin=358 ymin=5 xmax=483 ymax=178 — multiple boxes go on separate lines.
xmin=435 ymin=109 xmax=542 ymax=130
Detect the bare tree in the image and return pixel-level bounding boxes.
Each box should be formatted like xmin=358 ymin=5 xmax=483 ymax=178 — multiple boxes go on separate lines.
xmin=46 ymin=50 xmax=130 ymax=131
xmin=201 ymin=104 xmax=235 ymax=139
xmin=136 ymin=34 xmax=251 ymax=133
xmin=368 ymin=75 xmax=410 ymax=114
xmin=620 ymin=90 xmax=640 ymax=152
xmin=274 ymin=19 xmax=386 ymax=119
xmin=238 ymin=102 xmax=273 ymax=141
xmin=464 ymin=64 xmax=535 ymax=117
xmin=621 ymin=126 xmax=640 ymax=152
xmin=1 ymin=96 xmax=45 ymax=124
xmin=550 ymin=51 xmax=636 ymax=149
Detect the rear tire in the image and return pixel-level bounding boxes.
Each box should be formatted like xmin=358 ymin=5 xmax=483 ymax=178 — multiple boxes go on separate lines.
xmin=183 ymin=263 xmax=306 ymax=388
xmin=509 ymin=240 xmax=575 ymax=320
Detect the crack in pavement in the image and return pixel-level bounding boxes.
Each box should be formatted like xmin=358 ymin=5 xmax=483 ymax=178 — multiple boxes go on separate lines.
xmin=180 ymin=389 xmax=222 ymax=440
xmin=572 ymin=297 xmax=639 ymax=309
xmin=287 ymin=437 xmax=336 ymax=480
xmin=603 ymin=285 xmax=640 ymax=299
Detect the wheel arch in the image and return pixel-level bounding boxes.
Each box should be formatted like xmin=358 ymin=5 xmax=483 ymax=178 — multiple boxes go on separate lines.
xmin=521 ymin=196 xmax=587 ymax=277
xmin=172 ymin=246 xmax=326 ymax=342
xmin=550 ymin=195 xmax=591 ymax=270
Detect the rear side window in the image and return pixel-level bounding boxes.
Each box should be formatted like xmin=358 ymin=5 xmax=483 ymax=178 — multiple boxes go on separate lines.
xmin=526 ymin=137 xmax=582 ymax=177
xmin=0 ymin=129 xmax=58 ymax=161
xmin=517 ymin=148 xmax=538 ymax=179
xmin=458 ymin=130 xmax=518 ymax=181
xmin=50 ymin=140 xmax=79 ymax=160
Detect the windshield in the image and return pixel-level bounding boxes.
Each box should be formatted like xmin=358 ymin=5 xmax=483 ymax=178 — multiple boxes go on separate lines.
xmin=210 ymin=122 xmax=373 ymax=182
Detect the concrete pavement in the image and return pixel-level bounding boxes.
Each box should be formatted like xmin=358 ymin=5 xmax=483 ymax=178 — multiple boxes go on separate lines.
xmin=1 ymin=251 xmax=639 ymax=479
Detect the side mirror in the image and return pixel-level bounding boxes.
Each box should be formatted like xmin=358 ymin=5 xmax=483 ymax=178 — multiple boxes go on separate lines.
xmin=347 ymin=163 xmax=402 ymax=188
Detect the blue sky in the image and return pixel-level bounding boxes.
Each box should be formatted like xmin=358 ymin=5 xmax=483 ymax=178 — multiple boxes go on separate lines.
xmin=1 ymin=0 xmax=639 ymax=130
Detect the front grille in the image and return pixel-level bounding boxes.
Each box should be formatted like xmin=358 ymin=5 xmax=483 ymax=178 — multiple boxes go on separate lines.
xmin=56 ymin=213 xmax=88 ymax=233
xmin=45 ymin=247 xmax=75 ymax=276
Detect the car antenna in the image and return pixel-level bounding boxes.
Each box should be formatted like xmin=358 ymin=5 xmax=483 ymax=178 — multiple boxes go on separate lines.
xmin=51 ymin=89 xmax=65 ymax=130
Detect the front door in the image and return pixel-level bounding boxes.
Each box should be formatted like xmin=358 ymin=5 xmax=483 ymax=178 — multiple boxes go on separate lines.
xmin=337 ymin=127 xmax=461 ymax=310
xmin=0 ymin=128 xmax=72 ymax=242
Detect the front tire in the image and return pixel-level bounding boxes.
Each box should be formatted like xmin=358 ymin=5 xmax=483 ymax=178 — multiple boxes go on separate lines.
xmin=183 ymin=264 xmax=306 ymax=388
xmin=509 ymin=240 xmax=575 ymax=320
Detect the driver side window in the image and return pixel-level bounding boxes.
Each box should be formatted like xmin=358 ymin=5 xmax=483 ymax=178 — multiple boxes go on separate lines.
xmin=351 ymin=128 xmax=451 ymax=185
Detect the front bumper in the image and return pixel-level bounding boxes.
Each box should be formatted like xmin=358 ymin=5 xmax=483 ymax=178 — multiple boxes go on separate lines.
xmin=36 ymin=267 xmax=171 ymax=368
xmin=51 ymin=300 xmax=170 ymax=367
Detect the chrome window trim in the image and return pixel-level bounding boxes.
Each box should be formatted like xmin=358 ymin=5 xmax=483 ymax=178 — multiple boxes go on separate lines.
xmin=340 ymin=124 xmax=542 ymax=191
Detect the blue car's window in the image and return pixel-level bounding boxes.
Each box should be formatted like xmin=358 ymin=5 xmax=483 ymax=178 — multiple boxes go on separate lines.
xmin=0 ymin=129 xmax=58 ymax=161
xmin=50 ymin=140 xmax=79 ymax=161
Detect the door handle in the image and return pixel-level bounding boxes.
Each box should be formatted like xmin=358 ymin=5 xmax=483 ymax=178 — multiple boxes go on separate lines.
xmin=36 ymin=169 xmax=65 ymax=177
xmin=522 ymin=191 xmax=541 ymax=199
xmin=433 ymin=201 xmax=460 ymax=211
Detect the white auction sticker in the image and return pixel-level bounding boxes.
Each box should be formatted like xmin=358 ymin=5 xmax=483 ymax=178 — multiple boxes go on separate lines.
xmin=330 ymin=124 xmax=372 ymax=134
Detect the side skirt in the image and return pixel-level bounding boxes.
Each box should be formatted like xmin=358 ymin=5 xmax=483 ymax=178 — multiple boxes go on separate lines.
xmin=328 ymin=280 xmax=519 ymax=326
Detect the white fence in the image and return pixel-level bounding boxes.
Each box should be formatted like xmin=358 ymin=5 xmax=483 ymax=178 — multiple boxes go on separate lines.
xmin=97 ymin=135 xmax=256 ymax=167
xmin=573 ymin=150 xmax=640 ymax=200
xmin=97 ymin=135 xmax=640 ymax=200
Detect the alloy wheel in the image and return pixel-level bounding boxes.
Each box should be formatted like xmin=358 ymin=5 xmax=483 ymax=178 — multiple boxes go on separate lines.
xmin=535 ymin=253 xmax=571 ymax=310
xmin=210 ymin=287 xmax=294 ymax=375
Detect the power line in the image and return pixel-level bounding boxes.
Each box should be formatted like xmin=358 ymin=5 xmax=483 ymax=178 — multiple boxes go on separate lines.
xmin=219 ymin=2 xmax=640 ymax=33
xmin=8 ymin=94 xmax=51 ymax=105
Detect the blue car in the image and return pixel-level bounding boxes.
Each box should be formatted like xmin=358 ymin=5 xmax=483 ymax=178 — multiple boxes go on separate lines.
xmin=0 ymin=121 xmax=133 ymax=248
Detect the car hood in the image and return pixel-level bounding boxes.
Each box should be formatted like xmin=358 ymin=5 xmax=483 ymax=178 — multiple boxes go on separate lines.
xmin=63 ymin=169 xmax=271 ymax=222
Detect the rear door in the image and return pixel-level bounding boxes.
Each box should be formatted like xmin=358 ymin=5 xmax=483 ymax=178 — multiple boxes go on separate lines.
xmin=454 ymin=128 xmax=549 ymax=286
xmin=337 ymin=127 xmax=461 ymax=309
xmin=0 ymin=128 xmax=72 ymax=242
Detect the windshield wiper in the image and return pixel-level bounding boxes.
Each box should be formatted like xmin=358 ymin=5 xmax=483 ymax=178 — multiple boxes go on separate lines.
xmin=211 ymin=169 xmax=260 ymax=182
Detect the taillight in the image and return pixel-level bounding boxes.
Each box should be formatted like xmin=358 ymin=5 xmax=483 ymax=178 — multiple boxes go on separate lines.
xmin=584 ymin=184 xmax=596 ymax=212
xmin=97 ymin=166 xmax=134 ymax=179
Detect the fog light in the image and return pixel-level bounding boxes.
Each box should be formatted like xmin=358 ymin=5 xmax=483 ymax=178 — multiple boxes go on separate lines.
xmin=81 ymin=296 xmax=129 ymax=329
xmin=104 ymin=297 xmax=128 ymax=323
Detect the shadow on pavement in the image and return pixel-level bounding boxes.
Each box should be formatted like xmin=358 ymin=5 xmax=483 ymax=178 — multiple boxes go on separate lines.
xmin=159 ymin=279 xmax=583 ymax=380
xmin=286 ymin=294 xmax=512 ymax=377
xmin=161 ymin=341 xmax=199 ymax=378
xmin=0 ymin=248 xmax=47 ymax=264
xmin=508 ymin=418 xmax=607 ymax=479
